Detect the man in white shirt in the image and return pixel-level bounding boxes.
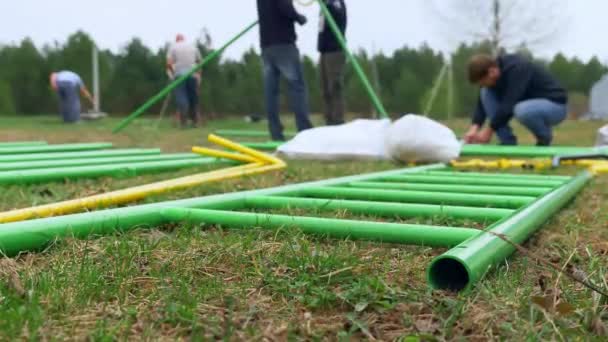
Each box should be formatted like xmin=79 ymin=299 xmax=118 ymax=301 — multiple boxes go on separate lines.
xmin=166 ymin=34 xmax=202 ymax=128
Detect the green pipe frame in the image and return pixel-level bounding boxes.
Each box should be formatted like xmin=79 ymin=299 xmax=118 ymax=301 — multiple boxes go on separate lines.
xmin=0 ymin=149 xmax=161 ymax=163
xmin=113 ymin=21 xmax=259 ymax=133
xmin=0 ymin=164 xmax=587 ymax=292
xmin=0 ymin=143 xmax=113 ymax=155
xmin=0 ymin=164 xmax=444 ymax=255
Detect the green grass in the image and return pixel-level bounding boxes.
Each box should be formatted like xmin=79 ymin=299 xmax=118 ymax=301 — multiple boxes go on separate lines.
xmin=0 ymin=114 xmax=607 ymax=340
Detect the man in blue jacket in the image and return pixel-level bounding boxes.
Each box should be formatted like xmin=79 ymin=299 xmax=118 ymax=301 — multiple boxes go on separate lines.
xmin=257 ymin=0 xmax=313 ymax=141
xmin=464 ymin=54 xmax=568 ymax=146
xmin=318 ymin=0 xmax=347 ymax=126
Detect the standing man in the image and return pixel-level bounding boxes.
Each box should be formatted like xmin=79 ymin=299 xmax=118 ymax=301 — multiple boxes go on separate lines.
xmin=318 ymin=0 xmax=347 ymax=126
xmin=464 ymin=54 xmax=568 ymax=146
xmin=50 ymin=71 xmax=94 ymax=123
xmin=256 ymin=0 xmax=314 ymax=141
xmin=166 ymin=34 xmax=202 ymax=128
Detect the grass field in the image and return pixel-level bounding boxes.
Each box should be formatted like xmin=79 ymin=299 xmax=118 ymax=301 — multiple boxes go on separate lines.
xmin=0 ymin=114 xmax=607 ymax=340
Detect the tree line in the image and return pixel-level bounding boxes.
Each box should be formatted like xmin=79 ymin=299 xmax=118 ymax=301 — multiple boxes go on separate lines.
xmin=0 ymin=31 xmax=605 ymax=119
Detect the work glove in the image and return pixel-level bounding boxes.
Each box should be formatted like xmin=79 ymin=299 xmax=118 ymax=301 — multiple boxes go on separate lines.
xmin=296 ymin=14 xmax=308 ymax=25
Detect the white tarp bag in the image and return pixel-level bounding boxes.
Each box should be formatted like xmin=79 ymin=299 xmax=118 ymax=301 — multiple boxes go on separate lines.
xmin=277 ymin=119 xmax=391 ymax=160
xmin=385 ymin=114 xmax=461 ymax=163
xmin=597 ymin=125 xmax=608 ymax=146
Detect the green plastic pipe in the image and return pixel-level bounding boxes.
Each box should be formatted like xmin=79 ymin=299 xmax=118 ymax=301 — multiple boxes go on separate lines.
xmin=461 ymin=145 xmax=608 ymax=158
xmin=0 ymin=164 xmax=444 ymax=256
xmin=113 ymin=21 xmax=259 ymax=133
xmin=0 ymin=143 xmax=113 ymax=155
xmin=426 ymin=171 xmax=571 ymax=181
xmin=347 ymin=182 xmax=552 ymax=197
xmin=316 ymin=0 xmax=389 ymax=118
xmin=0 ymin=141 xmax=47 ymax=147
xmin=0 ymin=149 xmax=161 ymax=163
xmin=293 ymin=186 xmax=535 ymax=209
xmin=427 ymin=171 xmax=592 ymax=291
xmin=0 ymin=153 xmax=202 ymax=171
xmin=214 ymin=130 xmax=296 ymax=139
xmin=381 ymin=174 xmax=564 ymax=188
xmin=161 ymin=208 xmax=479 ymax=248
xmin=241 ymin=141 xmax=283 ymax=151
xmin=0 ymin=157 xmax=221 ymax=185
xmin=244 ymin=195 xmax=513 ymax=222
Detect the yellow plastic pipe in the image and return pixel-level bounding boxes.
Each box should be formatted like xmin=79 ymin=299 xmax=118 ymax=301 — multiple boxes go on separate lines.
xmin=209 ymin=134 xmax=285 ymax=167
xmin=590 ymin=164 xmax=608 ymax=175
xmin=192 ymin=147 xmax=257 ymax=163
xmin=0 ymin=137 xmax=286 ymax=223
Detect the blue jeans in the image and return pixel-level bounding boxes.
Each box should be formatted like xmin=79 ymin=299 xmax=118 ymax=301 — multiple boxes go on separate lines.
xmin=481 ymin=88 xmax=567 ymax=146
xmin=173 ymin=75 xmax=200 ymax=127
xmin=57 ymin=81 xmax=81 ymax=123
xmin=262 ymin=44 xmax=313 ymax=141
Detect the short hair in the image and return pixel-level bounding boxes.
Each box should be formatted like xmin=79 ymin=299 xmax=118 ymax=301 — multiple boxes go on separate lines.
xmin=468 ymin=54 xmax=498 ymax=83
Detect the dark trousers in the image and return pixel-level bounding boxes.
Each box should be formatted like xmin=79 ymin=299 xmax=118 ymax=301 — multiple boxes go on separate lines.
xmin=320 ymin=52 xmax=346 ymax=125
xmin=262 ymin=44 xmax=313 ymax=141
xmin=174 ymin=76 xmax=200 ymax=127
xmin=57 ymin=81 xmax=81 ymax=123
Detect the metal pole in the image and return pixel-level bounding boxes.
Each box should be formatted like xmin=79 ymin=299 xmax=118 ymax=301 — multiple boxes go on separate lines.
xmin=92 ymin=45 xmax=100 ymax=112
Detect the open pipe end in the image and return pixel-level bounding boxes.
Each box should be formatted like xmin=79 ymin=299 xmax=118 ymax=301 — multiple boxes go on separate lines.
xmin=427 ymin=256 xmax=471 ymax=292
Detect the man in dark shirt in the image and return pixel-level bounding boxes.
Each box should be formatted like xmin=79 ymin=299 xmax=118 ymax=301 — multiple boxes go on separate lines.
xmin=464 ymin=54 xmax=568 ymax=146
xmin=318 ymin=0 xmax=347 ymax=126
xmin=256 ymin=0 xmax=313 ymax=141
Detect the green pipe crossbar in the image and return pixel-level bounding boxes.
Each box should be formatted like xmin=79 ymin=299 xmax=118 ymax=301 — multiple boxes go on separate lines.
xmin=461 ymin=145 xmax=608 ymax=158
xmin=0 ymin=149 xmax=161 ymax=163
xmin=0 ymin=157 xmax=221 ymax=185
xmin=0 ymin=141 xmax=48 ymax=147
xmin=244 ymin=196 xmax=512 ymax=222
xmin=241 ymin=142 xmax=284 ymax=151
xmin=214 ymin=130 xmax=296 ymax=139
xmin=381 ymin=175 xmax=564 ymax=188
xmin=0 ymin=163 xmax=589 ymax=292
xmin=0 ymin=143 xmax=113 ymax=155
xmin=295 ymin=186 xmax=535 ymax=209
xmin=346 ymin=182 xmax=551 ymax=197
xmin=161 ymin=208 xmax=478 ymax=247
xmin=0 ymin=153 xmax=201 ymax=171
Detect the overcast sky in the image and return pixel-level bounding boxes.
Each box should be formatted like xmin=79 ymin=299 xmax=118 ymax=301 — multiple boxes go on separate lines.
xmin=2 ymin=1 xmax=607 ymax=62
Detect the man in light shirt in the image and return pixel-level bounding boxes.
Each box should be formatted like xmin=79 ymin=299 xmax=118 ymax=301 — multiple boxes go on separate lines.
xmin=49 ymin=71 xmax=94 ymax=123
xmin=167 ymin=34 xmax=202 ymax=128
